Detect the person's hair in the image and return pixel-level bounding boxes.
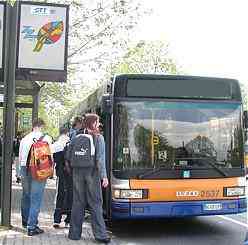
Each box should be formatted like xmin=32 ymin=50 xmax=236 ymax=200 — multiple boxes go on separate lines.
xmin=59 ymin=126 xmax=69 ymax=135
xmin=72 ymin=116 xmax=82 ymax=128
xmin=84 ymin=113 xmax=99 ymax=131
xmin=32 ymin=118 xmax=45 ymax=128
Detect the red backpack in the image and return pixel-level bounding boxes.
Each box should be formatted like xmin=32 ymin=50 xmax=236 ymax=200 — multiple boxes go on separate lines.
xmin=28 ymin=136 xmax=54 ymax=181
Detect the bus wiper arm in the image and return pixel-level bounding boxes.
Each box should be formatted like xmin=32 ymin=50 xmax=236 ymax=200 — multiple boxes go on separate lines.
xmin=204 ymin=159 xmax=228 ymax=177
xmin=137 ymin=167 xmax=167 ymax=179
xmin=137 ymin=160 xmax=228 ymax=178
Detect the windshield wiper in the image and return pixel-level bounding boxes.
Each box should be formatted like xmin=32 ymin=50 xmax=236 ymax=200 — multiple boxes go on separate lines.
xmin=174 ymin=157 xmax=228 ymax=177
xmin=137 ymin=166 xmax=168 ymax=179
xmin=137 ymin=158 xmax=228 ymax=179
xmin=203 ymin=159 xmax=228 ymax=177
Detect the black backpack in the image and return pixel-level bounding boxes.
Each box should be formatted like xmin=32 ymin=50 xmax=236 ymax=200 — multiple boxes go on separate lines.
xmin=69 ymin=133 xmax=97 ymax=168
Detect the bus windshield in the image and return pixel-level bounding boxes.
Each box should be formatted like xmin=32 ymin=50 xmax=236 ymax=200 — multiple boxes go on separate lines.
xmin=113 ymin=100 xmax=243 ymax=179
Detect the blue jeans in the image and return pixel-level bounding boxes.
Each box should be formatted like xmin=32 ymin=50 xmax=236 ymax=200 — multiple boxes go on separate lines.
xmin=20 ymin=166 xmax=46 ymax=230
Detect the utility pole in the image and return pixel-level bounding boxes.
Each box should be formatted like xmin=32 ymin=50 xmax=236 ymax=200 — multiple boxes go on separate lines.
xmin=1 ymin=1 xmax=19 ymax=227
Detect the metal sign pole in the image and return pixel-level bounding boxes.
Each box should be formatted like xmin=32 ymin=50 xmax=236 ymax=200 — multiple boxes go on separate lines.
xmin=1 ymin=1 xmax=19 ymax=227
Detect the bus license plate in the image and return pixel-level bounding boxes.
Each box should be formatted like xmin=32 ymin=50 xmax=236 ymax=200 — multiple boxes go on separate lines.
xmin=203 ymin=203 xmax=222 ymax=211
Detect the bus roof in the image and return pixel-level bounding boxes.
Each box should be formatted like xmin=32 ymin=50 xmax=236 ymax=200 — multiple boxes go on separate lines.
xmin=114 ymin=74 xmax=240 ymax=83
xmin=113 ymin=74 xmax=242 ymax=101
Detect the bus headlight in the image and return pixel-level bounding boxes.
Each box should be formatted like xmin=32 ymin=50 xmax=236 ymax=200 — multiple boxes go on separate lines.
xmin=113 ymin=189 xmax=148 ymax=199
xmin=224 ymin=186 xmax=245 ymax=197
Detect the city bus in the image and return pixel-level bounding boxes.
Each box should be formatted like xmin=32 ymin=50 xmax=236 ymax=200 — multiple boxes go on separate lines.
xmin=65 ymin=74 xmax=247 ymax=220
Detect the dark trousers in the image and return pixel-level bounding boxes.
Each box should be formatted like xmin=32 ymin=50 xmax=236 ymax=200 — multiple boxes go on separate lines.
xmin=68 ymin=168 xmax=108 ymax=240
xmin=54 ymin=172 xmax=73 ymax=224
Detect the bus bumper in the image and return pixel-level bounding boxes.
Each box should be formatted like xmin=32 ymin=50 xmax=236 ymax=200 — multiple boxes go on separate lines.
xmin=111 ymin=198 xmax=247 ymax=219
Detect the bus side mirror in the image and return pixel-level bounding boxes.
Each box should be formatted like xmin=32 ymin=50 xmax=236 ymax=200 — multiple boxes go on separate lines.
xmin=244 ymin=111 xmax=248 ymax=129
xmin=102 ymin=94 xmax=113 ymax=114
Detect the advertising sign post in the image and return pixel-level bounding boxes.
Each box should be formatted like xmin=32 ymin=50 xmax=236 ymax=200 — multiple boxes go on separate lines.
xmin=16 ymin=2 xmax=69 ymax=82
xmin=1 ymin=1 xmax=18 ymax=227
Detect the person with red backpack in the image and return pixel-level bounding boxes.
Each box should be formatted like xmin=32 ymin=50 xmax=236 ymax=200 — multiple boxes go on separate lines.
xmin=19 ymin=118 xmax=53 ymax=236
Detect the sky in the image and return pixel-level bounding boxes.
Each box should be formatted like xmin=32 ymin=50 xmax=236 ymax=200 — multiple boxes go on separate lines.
xmin=137 ymin=0 xmax=248 ymax=88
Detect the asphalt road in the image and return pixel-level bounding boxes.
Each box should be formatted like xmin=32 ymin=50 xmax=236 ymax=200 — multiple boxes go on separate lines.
xmin=109 ymin=214 xmax=248 ymax=245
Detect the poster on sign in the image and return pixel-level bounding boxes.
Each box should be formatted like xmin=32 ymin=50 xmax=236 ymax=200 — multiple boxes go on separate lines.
xmin=0 ymin=2 xmax=5 ymax=80
xmin=16 ymin=2 xmax=69 ymax=82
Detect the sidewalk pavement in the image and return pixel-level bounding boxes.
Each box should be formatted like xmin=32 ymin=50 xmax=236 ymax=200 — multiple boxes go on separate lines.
xmin=0 ymin=168 xmax=111 ymax=245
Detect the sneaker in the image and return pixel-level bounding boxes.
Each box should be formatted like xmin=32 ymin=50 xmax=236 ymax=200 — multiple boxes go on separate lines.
xmin=53 ymin=223 xmax=60 ymax=229
xmin=27 ymin=227 xmax=44 ymax=236
xmin=35 ymin=227 xmax=44 ymax=234
xmin=95 ymin=237 xmax=111 ymax=244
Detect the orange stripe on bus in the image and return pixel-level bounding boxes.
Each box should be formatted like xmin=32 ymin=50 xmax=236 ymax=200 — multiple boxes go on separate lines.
xmin=130 ymin=178 xmax=240 ymax=202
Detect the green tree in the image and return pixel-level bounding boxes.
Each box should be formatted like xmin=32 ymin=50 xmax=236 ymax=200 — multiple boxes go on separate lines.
xmin=39 ymin=0 xmax=147 ymax=133
xmin=10 ymin=0 xmax=148 ymax=135
xmin=110 ymin=40 xmax=180 ymax=75
xmin=240 ymin=83 xmax=248 ymax=110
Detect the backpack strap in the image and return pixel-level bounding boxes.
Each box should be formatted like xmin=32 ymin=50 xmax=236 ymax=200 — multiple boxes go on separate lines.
xmin=38 ymin=134 xmax=46 ymax=141
xmin=26 ymin=147 xmax=32 ymax=173
xmin=92 ymin=134 xmax=98 ymax=174
xmin=32 ymin=134 xmax=45 ymax=143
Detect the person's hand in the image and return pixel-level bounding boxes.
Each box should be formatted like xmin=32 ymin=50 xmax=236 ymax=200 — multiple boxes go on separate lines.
xmin=102 ymin=177 xmax=109 ymax=188
xmin=64 ymin=161 xmax=71 ymax=175
xmin=64 ymin=165 xmax=71 ymax=175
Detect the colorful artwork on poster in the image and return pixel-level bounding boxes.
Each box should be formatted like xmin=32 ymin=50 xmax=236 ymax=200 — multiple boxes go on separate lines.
xmin=21 ymin=21 xmax=64 ymax=52
xmin=17 ymin=3 xmax=68 ymax=74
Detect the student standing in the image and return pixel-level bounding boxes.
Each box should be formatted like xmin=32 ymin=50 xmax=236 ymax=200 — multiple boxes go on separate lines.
xmin=19 ymin=118 xmax=52 ymax=236
xmin=69 ymin=116 xmax=83 ymax=140
xmin=52 ymin=127 xmax=72 ymax=228
xmin=68 ymin=113 xmax=110 ymax=244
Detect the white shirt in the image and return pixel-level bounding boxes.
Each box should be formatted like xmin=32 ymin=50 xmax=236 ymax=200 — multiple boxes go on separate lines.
xmin=19 ymin=131 xmax=52 ymax=167
xmin=51 ymin=134 xmax=70 ymax=153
